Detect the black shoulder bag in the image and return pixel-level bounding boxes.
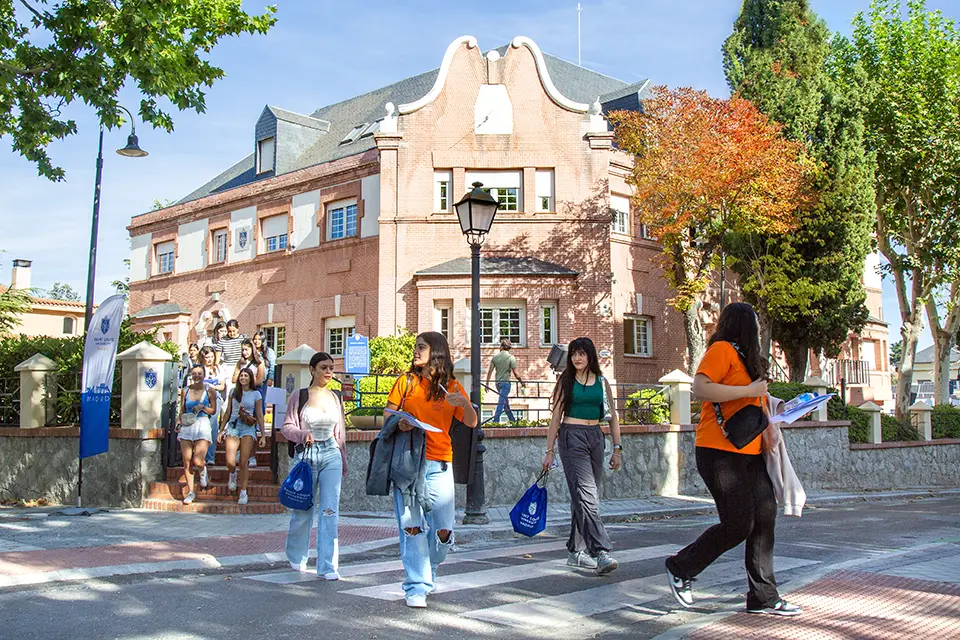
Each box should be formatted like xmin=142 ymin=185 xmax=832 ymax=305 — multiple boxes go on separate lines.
xmin=711 ymin=342 xmax=768 ymax=450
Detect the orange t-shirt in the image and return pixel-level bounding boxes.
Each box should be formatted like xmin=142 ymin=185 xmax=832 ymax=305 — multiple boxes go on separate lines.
xmin=387 ymin=375 xmax=466 ymax=462
xmin=695 ymin=341 xmax=763 ymax=455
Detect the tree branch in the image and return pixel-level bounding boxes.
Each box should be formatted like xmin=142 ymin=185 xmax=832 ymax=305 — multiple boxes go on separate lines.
xmin=17 ymin=0 xmax=47 ymax=22
xmin=0 ymin=59 xmax=50 ymax=76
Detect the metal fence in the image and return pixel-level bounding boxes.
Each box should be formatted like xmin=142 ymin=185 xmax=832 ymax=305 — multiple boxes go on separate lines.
xmin=0 ymin=375 xmax=20 ymax=427
xmin=46 ymin=371 xmax=122 ymax=426
xmin=824 ymin=359 xmax=872 ymax=387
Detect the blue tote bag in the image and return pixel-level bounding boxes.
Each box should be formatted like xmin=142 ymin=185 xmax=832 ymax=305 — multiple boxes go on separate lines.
xmin=278 ymin=458 xmax=313 ymax=510
xmin=510 ymin=470 xmax=549 ymax=537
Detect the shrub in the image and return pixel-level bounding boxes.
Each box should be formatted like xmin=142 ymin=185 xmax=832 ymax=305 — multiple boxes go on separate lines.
xmin=344 ymin=374 xmax=398 ymax=416
xmin=624 ymin=388 xmax=670 ymax=424
xmin=499 ymin=418 xmax=551 ymax=428
xmin=369 ymin=331 xmax=415 ymax=374
xmin=932 ymin=405 xmax=960 ymax=439
xmin=767 ymin=382 xmax=813 ymax=403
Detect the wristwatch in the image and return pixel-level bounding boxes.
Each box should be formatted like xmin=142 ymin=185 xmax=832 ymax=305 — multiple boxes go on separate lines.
xmin=613 ymin=444 xmax=624 ymax=452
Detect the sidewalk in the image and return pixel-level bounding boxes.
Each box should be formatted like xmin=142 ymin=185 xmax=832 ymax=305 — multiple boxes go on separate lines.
xmin=0 ymin=488 xmax=956 ymax=589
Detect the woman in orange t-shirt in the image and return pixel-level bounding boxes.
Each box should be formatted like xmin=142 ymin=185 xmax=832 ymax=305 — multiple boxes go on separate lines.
xmin=384 ymin=331 xmax=478 ymax=609
xmin=664 ymin=303 xmax=802 ymax=617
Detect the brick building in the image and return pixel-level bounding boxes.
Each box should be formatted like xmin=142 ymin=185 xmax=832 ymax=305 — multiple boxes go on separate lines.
xmin=126 ymin=35 xmax=889 ymax=405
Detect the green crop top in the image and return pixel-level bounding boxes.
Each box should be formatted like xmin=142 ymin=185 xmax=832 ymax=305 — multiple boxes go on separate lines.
xmin=568 ymin=377 xmax=605 ymax=420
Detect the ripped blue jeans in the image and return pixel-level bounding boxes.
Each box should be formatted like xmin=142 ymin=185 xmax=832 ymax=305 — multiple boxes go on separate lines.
xmin=393 ymin=460 xmax=455 ymax=597
xmin=285 ymin=438 xmax=342 ymax=575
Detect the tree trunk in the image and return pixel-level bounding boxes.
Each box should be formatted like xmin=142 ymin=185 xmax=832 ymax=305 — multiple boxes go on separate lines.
xmin=783 ymin=343 xmax=809 ymax=383
xmin=932 ymin=337 xmax=955 ymax=405
xmin=757 ymin=305 xmax=773 ymax=359
xmin=895 ymin=315 xmax=924 ymax=420
xmin=924 ymin=281 xmax=960 ymax=405
xmin=683 ymin=299 xmax=707 ymax=376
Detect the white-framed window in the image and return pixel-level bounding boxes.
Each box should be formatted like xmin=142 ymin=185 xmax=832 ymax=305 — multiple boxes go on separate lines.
xmin=434 ymin=171 xmax=451 ymax=212
xmin=62 ymin=317 xmax=75 ymax=335
xmin=472 ymin=301 xmax=525 ymax=346
xmin=625 ymin=315 xmax=653 ymax=357
xmin=212 ymin=229 xmax=228 ymax=263
xmin=861 ymin=339 xmax=877 ymax=371
xmin=465 ymin=170 xmax=522 ymax=212
xmin=638 ymin=223 xmax=651 ymax=239
xmin=325 ymin=316 xmax=356 ymax=356
xmin=327 ymin=200 xmax=358 ymax=240
xmin=261 ymin=325 xmax=286 ymax=356
xmin=262 ymin=214 xmax=289 ymax=253
xmin=540 ymin=302 xmax=558 ymax=346
xmin=434 ymin=301 xmax=452 ymax=342
xmin=536 ymin=169 xmax=554 ymax=212
xmin=257 ymin=137 xmax=275 ymax=174
xmin=611 ymin=194 xmax=630 ymax=235
xmin=155 ymin=241 xmax=175 ymax=275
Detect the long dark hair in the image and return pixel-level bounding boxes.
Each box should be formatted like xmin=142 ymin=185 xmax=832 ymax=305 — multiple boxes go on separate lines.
xmin=212 ymin=321 xmax=226 ymax=343
xmin=708 ymin=302 xmax=768 ymax=381
xmin=233 ymin=367 xmax=256 ymax=402
xmin=408 ymin=331 xmax=455 ymax=402
xmin=553 ymin=337 xmax=602 ymax=418
xmin=240 ymin=338 xmax=262 ymax=366
xmin=309 ymin=352 xmax=334 ymax=385
xmin=199 ymin=345 xmax=217 ymax=370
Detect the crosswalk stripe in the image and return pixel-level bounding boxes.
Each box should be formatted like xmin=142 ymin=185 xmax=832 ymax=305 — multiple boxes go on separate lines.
xmin=463 ymin=555 xmax=821 ymax=628
xmin=341 ymin=544 xmax=679 ymax=601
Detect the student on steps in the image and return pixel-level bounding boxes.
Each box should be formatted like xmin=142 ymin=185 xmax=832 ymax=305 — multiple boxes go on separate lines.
xmin=218 ymin=368 xmax=265 ymax=505
xmin=177 ymin=364 xmax=218 ymax=505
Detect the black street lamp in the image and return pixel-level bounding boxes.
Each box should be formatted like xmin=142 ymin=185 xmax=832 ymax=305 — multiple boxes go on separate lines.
xmin=454 ymin=181 xmax=500 ymax=525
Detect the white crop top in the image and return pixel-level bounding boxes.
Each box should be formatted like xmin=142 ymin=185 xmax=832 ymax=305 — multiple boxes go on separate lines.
xmin=302 ymin=404 xmax=338 ymax=443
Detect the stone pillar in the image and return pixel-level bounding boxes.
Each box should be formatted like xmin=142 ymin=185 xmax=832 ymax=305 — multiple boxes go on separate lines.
xmin=116 ymin=342 xmax=173 ymax=431
xmin=14 ymin=354 xmax=57 ymax=429
xmin=276 ymin=345 xmax=318 ymax=397
xmin=659 ymin=369 xmax=694 ymax=425
xmin=803 ymin=375 xmax=830 ymax=422
xmin=909 ymin=400 xmax=933 ymax=441
xmin=859 ymin=401 xmax=883 ymax=444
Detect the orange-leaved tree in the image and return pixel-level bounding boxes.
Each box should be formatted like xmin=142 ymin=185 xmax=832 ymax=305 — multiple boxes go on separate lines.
xmin=610 ymin=86 xmax=817 ymax=373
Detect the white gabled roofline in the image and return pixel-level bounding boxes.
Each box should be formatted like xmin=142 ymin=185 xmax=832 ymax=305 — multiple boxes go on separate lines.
xmin=510 ymin=36 xmax=590 ymax=113
xmin=398 ymin=35 xmax=479 ymax=114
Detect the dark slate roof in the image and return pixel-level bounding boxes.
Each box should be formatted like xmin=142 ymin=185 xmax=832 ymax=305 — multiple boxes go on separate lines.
xmin=416 ymin=256 xmax=578 ymax=277
xmin=132 ymin=303 xmax=190 ymax=319
xmin=269 ymin=106 xmax=330 ymax=131
xmin=914 ymin=345 xmax=960 ymax=365
xmin=176 ymin=47 xmax=635 ymax=205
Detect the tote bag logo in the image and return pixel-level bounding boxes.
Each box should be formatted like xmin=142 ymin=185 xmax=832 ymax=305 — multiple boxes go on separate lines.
xmin=293 ymin=478 xmax=304 ymax=492
xmin=100 ymin=318 xmax=110 ymax=335
xmin=144 ymin=368 xmax=157 ymax=389
xmin=528 ymin=501 xmax=538 ymax=516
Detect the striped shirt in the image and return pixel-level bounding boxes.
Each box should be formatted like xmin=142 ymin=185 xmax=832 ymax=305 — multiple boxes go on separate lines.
xmin=216 ymin=335 xmax=247 ymax=369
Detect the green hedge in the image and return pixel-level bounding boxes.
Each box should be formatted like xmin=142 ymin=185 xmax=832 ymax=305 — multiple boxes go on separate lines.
xmin=932 ymin=405 xmax=960 ymax=439
xmin=624 ymin=388 xmax=671 ymax=425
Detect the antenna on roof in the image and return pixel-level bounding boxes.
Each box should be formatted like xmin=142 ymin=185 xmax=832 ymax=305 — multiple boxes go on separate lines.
xmin=577 ymin=3 xmax=582 ymax=66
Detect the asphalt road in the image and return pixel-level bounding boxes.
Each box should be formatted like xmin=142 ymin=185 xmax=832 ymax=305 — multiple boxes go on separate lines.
xmin=2 ymin=495 xmax=958 ymax=640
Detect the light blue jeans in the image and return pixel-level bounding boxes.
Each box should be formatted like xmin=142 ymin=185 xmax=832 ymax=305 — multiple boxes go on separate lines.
xmin=493 ymin=381 xmax=515 ymax=423
xmin=393 ymin=460 xmax=456 ymax=597
xmin=285 ymin=438 xmax=343 ymax=575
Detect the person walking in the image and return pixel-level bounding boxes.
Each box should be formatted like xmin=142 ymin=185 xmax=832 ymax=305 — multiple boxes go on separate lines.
xmin=232 ymin=338 xmax=264 ymax=468
xmin=200 ymin=345 xmax=226 ymax=470
xmin=383 ymin=331 xmax=478 ymax=609
xmin=542 ymin=337 xmax=622 ymax=576
xmin=217 ymin=319 xmax=247 ymax=379
xmin=177 ymin=364 xmax=218 ymax=504
xmin=207 ymin=321 xmax=227 ymax=363
xmin=252 ymin=331 xmax=276 ymax=397
xmin=664 ymin=302 xmax=802 ymax=617
xmin=281 ymin=352 xmax=347 ymax=580
xmin=218 ymin=368 xmax=266 ymax=505
xmin=486 ymin=339 xmax=524 ymax=423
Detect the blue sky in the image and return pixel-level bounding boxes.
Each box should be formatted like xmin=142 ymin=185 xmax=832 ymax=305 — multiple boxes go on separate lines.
xmin=2 ymin=0 xmax=958 ymax=349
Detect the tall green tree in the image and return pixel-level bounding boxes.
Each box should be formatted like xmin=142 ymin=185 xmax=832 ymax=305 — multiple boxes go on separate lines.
xmin=723 ymin=0 xmax=875 ymax=382
xmin=1 ymin=0 xmax=276 ymax=180
xmin=835 ymin=0 xmax=960 ymax=414
xmin=45 ymin=282 xmax=80 ymax=301
xmin=0 ymin=286 xmax=30 ymax=334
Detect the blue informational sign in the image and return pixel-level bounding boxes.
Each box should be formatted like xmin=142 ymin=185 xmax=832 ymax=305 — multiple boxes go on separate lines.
xmin=344 ymin=334 xmax=370 ymax=377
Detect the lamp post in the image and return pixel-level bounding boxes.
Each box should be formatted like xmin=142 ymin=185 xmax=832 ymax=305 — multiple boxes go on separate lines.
xmin=75 ymin=106 xmax=147 ymax=512
xmin=454 ymin=182 xmax=500 ymax=525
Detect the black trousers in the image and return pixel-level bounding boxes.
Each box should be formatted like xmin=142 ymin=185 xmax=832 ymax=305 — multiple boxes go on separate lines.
xmin=557 ymin=424 xmax=613 ymax=556
xmin=666 ymin=446 xmax=780 ymax=608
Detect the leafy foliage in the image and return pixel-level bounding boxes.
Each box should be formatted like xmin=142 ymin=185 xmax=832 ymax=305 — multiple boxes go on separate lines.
xmin=932 ymin=405 xmax=960 ymax=439
xmin=2 ymin=0 xmax=277 ymax=180
xmin=0 ymin=286 xmax=31 ymax=334
xmin=624 ymin=388 xmax=670 ymax=425
xmin=369 ymin=330 xmax=415 ymax=374
xmin=610 ymin=87 xmax=816 ymax=371
xmin=44 ymin=282 xmax=80 ymax=301
xmin=723 ymin=0 xmax=875 ymax=379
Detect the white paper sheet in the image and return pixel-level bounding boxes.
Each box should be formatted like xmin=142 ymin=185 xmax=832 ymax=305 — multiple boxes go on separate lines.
xmin=770 ymin=394 xmax=834 ymax=425
xmin=384 ymin=408 xmax=443 ymax=432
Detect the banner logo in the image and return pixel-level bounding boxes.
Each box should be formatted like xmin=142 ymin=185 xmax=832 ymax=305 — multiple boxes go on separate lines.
xmin=100 ymin=318 xmax=110 ymax=335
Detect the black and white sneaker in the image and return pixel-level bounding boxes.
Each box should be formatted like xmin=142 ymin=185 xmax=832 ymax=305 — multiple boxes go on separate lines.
xmin=746 ymin=599 xmax=803 ymax=616
xmin=665 ymin=562 xmax=694 ymax=608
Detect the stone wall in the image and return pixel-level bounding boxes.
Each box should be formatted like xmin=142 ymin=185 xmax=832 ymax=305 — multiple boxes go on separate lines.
xmin=0 ymin=427 xmax=163 ymax=508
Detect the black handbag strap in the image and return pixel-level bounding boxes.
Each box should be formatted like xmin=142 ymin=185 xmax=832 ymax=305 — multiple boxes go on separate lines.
xmin=712 ymin=342 xmax=748 ymax=426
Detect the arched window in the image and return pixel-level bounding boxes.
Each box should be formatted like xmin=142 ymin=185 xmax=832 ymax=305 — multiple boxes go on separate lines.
xmin=63 ymin=317 xmax=75 ymax=335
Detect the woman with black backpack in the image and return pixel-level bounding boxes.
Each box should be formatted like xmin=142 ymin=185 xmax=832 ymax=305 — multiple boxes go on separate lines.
xmin=280 ymin=351 xmax=347 ymax=580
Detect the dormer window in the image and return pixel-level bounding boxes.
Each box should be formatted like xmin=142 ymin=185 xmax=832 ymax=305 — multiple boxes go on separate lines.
xmin=359 ymin=121 xmax=380 ymax=138
xmin=257 ymin=137 xmax=275 ymax=174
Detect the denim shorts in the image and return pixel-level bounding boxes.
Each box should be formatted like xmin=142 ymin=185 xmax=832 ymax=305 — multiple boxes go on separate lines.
xmin=225 ymin=420 xmax=258 ymax=439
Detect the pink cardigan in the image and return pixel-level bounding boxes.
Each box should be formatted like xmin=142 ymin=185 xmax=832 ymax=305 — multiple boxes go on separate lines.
xmin=280 ymin=388 xmax=348 ymax=475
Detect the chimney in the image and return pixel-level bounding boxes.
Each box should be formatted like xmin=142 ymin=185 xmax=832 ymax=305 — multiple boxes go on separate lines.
xmin=10 ymin=259 xmax=31 ymax=290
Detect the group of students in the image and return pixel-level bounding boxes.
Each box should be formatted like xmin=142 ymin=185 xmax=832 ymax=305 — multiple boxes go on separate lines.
xmin=272 ymin=301 xmax=801 ymax=616
xmin=176 ymin=319 xmax=277 ymax=506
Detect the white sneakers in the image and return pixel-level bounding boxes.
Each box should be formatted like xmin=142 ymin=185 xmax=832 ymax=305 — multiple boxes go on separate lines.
xmin=248 ymin=457 xmax=257 ymax=468
xmin=228 ymin=470 xmax=238 ymax=491
xmin=199 ymin=467 xmax=208 ymax=489
xmin=290 ymin=561 xmax=308 ymax=572
xmin=182 ymin=491 xmax=196 ymax=505
xmin=405 ymin=593 xmax=427 ymax=608
xmin=237 ymin=490 xmax=248 ymax=505
xmin=323 ymin=571 xmax=340 ymax=581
